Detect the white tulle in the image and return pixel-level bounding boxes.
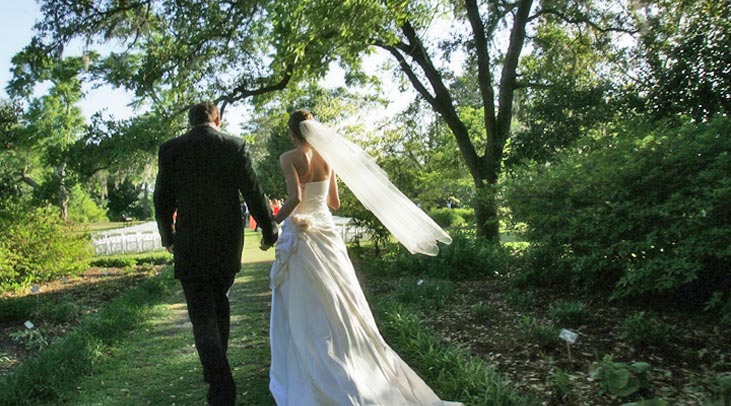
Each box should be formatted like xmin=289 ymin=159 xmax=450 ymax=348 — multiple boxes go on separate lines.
xmin=299 ymin=119 xmax=452 ymax=256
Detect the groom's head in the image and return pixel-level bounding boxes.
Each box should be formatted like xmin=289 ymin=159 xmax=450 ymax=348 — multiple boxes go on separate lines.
xmin=189 ymin=102 xmax=220 ymax=127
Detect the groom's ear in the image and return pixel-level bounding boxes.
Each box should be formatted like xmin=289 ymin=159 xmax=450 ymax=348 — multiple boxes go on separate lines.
xmin=214 ymin=117 xmax=221 ymax=127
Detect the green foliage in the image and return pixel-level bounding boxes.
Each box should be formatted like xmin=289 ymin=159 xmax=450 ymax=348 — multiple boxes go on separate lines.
xmin=510 ymin=19 xmax=617 ymax=166
xmin=637 ymin=1 xmax=731 ymax=121
xmin=702 ymin=373 xmax=731 ymax=406
xmin=373 ymin=228 xmax=511 ymax=281
xmin=429 ymin=208 xmax=474 ymax=228
xmin=106 ymin=178 xmax=144 ymax=221
xmin=591 ymin=355 xmax=652 ymax=398
xmin=0 ymin=204 xmax=91 ymax=291
xmin=621 ymin=398 xmax=668 ymax=406
xmin=505 ymin=116 xmax=731 ymax=312
xmin=34 ymin=300 xmax=80 ymax=324
xmin=550 ymin=300 xmax=593 ymax=326
xmin=516 ymin=316 xmax=557 ymax=349
xmin=704 ymin=291 xmax=731 ymax=326
xmin=0 ymin=296 xmax=35 ymax=323
xmin=89 ymin=252 xmax=171 ymax=269
xmin=9 ymin=328 xmax=49 ymax=352
xmin=392 ymin=278 xmax=455 ymax=310
xmin=89 ymin=257 xmax=136 ymax=269
xmin=548 ymin=368 xmax=576 ymax=403
xmin=504 ymin=289 xmax=537 ymax=310
xmin=376 ymin=301 xmax=537 ymax=405
xmin=67 ymin=184 xmax=107 ymax=224
xmin=620 ymin=312 xmax=677 ymax=348
xmin=470 ymin=301 xmax=495 ymax=320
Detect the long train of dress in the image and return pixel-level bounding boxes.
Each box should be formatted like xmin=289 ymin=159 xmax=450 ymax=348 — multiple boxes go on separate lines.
xmin=269 ymin=180 xmax=462 ymax=406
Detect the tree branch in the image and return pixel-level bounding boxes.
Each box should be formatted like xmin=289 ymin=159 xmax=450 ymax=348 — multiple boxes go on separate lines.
xmin=530 ymin=8 xmax=639 ymax=34
xmin=374 ymin=41 xmax=437 ymax=107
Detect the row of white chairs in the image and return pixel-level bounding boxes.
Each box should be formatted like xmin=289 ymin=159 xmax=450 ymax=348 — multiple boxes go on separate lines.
xmin=92 ymin=219 xmax=370 ymax=257
xmin=92 ymin=224 xmax=164 ymax=256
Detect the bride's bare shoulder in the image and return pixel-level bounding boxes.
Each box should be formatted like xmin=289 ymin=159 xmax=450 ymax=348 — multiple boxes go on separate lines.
xmin=279 ymin=149 xmax=299 ymax=163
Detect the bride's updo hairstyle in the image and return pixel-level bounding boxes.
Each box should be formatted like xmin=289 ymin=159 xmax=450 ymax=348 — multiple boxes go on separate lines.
xmin=288 ymin=109 xmax=314 ymax=142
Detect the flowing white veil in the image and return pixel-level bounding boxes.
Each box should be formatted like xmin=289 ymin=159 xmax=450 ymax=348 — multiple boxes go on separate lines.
xmin=300 ymin=119 xmax=452 ymax=256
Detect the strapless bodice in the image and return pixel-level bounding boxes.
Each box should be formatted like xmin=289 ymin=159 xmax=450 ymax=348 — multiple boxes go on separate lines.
xmin=296 ymin=179 xmax=330 ymax=216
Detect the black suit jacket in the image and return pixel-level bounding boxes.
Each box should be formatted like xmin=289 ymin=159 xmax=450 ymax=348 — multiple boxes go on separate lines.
xmin=153 ymin=124 xmax=277 ymax=281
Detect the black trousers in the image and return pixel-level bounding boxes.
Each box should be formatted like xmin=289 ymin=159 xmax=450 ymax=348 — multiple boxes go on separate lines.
xmin=180 ymin=273 xmax=237 ymax=406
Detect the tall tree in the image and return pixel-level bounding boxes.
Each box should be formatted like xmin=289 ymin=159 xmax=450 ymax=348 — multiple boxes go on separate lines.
xmin=6 ymin=47 xmax=89 ymax=220
xmin=23 ymin=0 xmax=637 ymax=239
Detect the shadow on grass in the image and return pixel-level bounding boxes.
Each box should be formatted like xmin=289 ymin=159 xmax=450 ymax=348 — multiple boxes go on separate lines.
xmin=45 ymin=261 xmax=277 ymax=406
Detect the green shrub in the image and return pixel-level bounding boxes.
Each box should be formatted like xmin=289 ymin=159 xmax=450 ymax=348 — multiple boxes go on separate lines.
xmin=0 ymin=296 xmax=36 ymax=323
xmin=89 ymin=252 xmax=172 ymax=268
xmin=89 ymin=257 xmax=136 ymax=268
xmin=376 ymin=228 xmax=512 ymax=281
xmin=704 ymin=291 xmax=731 ymax=327
xmin=34 ymin=300 xmax=79 ymax=324
xmin=9 ymin=328 xmax=49 ymax=351
xmin=0 ymin=205 xmax=91 ymax=292
xmin=505 ymin=289 xmax=537 ymax=310
xmin=67 ymin=184 xmax=107 ymax=224
xmin=504 ymin=115 xmax=731 ymax=312
xmin=591 ymin=355 xmax=652 ymax=398
xmin=620 ymin=312 xmax=677 ymax=348
xmin=550 ymin=300 xmax=593 ymax=326
xmin=470 ymin=301 xmax=495 ymax=320
xmin=516 ymin=316 xmax=557 ymax=349
xmin=429 ymin=208 xmax=474 ymax=228
xmin=548 ymin=368 xmax=576 ymax=403
xmin=392 ymin=278 xmax=455 ymax=310
xmin=703 ymin=373 xmax=731 ymax=406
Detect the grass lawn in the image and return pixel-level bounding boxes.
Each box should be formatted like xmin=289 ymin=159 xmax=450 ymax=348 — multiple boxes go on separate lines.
xmin=39 ymin=230 xmax=276 ymax=406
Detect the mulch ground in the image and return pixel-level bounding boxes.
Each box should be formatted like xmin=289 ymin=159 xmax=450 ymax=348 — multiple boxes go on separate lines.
xmin=370 ymin=275 xmax=731 ymax=405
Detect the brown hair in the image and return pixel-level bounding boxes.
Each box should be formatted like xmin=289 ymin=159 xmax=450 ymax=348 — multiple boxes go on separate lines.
xmin=288 ymin=109 xmax=313 ymax=141
xmin=188 ymin=102 xmax=219 ymax=126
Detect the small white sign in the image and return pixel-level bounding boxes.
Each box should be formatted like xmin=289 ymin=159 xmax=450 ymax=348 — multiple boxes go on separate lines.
xmin=31 ymin=285 xmax=40 ymax=294
xmin=24 ymin=320 xmax=35 ymax=329
xmin=416 ymin=279 xmax=424 ymax=286
xmin=559 ymin=328 xmax=578 ymax=344
xmin=61 ymin=276 xmax=68 ymax=284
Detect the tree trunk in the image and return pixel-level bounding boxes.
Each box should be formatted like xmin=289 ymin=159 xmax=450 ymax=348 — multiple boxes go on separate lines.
xmin=55 ymin=163 xmax=69 ymax=221
xmin=141 ymin=181 xmax=151 ymax=219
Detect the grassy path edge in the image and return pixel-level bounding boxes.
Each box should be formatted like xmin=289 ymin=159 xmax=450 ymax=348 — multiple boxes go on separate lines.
xmin=0 ymin=269 xmax=178 ymax=406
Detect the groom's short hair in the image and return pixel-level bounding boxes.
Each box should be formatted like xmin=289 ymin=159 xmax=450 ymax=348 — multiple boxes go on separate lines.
xmin=189 ymin=102 xmax=219 ymax=126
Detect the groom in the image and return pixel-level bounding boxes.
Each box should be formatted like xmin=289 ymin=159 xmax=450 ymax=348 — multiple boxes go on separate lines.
xmin=154 ymin=102 xmax=278 ymax=406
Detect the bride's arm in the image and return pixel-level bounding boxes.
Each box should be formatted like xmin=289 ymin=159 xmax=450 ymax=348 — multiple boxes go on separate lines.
xmin=274 ymin=153 xmax=302 ymax=223
xmin=328 ymin=169 xmax=340 ymax=211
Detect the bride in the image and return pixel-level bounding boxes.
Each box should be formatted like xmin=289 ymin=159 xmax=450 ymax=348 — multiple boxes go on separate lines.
xmin=264 ymin=109 xmax=460 ymax=406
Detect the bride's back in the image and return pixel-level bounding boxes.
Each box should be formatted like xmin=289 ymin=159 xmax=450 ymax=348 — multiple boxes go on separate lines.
xmin=287 ymin=147 xmax=330 ymax=184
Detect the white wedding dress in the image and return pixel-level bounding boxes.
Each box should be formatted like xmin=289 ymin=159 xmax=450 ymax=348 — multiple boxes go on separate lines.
xmin=269 ymin=179 xmax=462 ymax=406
